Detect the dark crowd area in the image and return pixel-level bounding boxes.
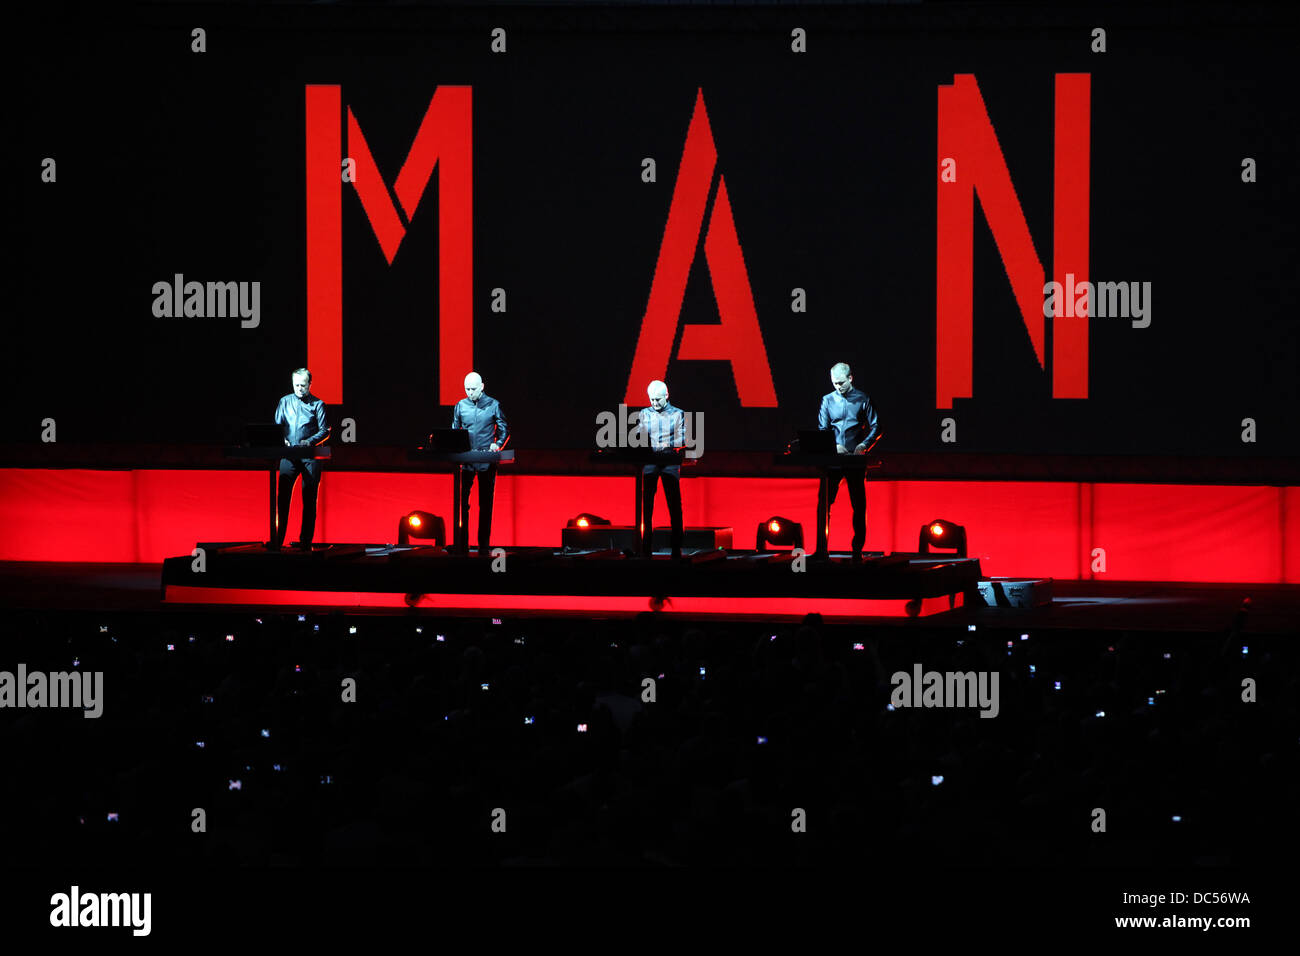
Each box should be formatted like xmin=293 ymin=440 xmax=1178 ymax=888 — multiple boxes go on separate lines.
xmin=1 ymin=608 xmax=1297 ymax=868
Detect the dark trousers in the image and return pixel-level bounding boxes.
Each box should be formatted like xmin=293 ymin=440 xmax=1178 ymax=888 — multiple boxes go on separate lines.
xmin=821 ymin=467 xmax=867 ymax=554
xmin=642 ymin=467 xmax=683 ymax=555
xmin=275 ymin=458 xmax=321 ymax=547
xmin=459 ymin=466 xmax=497 ymax=550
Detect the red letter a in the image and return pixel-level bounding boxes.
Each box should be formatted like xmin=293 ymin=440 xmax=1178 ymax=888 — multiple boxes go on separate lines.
xmin=624 ymin=89 xmax=777 ymax=407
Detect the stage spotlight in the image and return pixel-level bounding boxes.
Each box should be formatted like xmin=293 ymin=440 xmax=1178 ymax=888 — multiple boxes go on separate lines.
xmin=918 ymin=518 xmax=966 ymax=557
xmin=756 ymin=515 xmax=803 ymax=551
xmin=398 ymin=510 xmax=446 ymax=547
xmin=567 ymin=513 xmax=611 ymax=528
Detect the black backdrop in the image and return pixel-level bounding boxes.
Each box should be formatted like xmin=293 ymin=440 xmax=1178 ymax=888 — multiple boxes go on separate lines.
xmin=12 ymin=2 xmax=1299 ymax=467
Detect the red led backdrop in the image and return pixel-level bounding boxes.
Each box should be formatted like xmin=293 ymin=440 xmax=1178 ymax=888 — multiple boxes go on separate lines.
xmin=12 ymin=9 xmax=1298 ymax=462
xmin=1 ymin=470 xmax=1295 ymax=583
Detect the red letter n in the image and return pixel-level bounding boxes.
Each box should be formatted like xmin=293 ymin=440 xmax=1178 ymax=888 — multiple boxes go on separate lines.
xmin=936 ymin=74 xmax=1090 ymax=408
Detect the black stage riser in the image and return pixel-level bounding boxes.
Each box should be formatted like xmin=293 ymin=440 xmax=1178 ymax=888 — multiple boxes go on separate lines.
xmin=165 ymin=544 xmax=981 ymax=602
xmin=560 ymin=526 xmax=733 ymax=552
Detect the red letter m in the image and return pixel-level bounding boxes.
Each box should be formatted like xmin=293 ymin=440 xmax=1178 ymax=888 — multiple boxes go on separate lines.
xmin=305 ymin=85 xmax=472 ymax=405
xmin=936 ymin=74 xmax=1090 ymax=408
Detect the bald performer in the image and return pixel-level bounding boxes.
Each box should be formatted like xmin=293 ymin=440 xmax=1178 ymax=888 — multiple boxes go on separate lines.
xmin=451 ymin=371 xmax=509 ymax=552
xmin=638 ymin=380 xmax=686 ymax=559
xmin=817 ymin=361 xmax=879 ymax=561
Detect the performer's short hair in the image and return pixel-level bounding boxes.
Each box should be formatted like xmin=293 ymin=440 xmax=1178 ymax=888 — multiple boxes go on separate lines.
xmin=830 ymin=362 xmax=851 ymax=378
xmin=293 ymin=367 xmax=312 ymax=382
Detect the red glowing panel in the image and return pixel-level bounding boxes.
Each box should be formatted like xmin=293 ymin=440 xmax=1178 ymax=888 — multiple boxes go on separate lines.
xmin=0 ymin=471 xmax=1292 ymax=583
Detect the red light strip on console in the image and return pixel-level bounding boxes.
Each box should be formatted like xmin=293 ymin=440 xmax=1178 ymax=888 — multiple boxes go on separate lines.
xmin=163 ymin=586 xmax=962 ymax=619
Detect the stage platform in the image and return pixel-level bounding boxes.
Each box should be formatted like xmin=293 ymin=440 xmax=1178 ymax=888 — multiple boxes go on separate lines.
xmin=156 ymin=543 xmax=982 ymax=619
xmin=2 ymin=559 xmax=1297 ymax=633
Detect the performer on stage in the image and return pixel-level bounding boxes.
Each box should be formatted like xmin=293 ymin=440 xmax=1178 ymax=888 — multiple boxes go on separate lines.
xmin=638 ymin=380 xmax=686 ymax=559
xmin=270 ymin=367 xmax=329 ymax=550
xmin=451 ymin=371 xmax=509 ymax=552
xmin=817 ymin=362 xmax=879 ymax=561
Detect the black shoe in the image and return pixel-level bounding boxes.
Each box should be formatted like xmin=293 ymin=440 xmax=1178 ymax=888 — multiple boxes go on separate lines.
xmin=265 ymin=541 xmax=281 ymax=552
xmin=851 ymin=551 xmax=863 ymax=564
xmin=671 ymin=549 xmax=682 ymax=561
xmin=292 ymin=541 xmax=313 ymax=551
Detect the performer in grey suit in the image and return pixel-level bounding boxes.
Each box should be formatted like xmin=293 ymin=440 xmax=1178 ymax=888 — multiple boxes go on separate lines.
xmin=451 ymin=371 xmax=509 ymax=551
